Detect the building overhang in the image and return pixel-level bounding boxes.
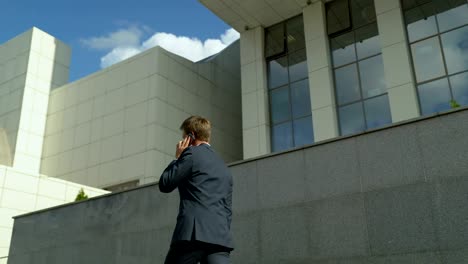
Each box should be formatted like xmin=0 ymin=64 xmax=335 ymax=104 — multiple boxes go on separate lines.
xmin=198 ymin=0 xmax=326 ymax=32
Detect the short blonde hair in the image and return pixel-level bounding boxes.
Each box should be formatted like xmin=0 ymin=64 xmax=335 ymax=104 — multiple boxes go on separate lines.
xmin=180 ymin=116 xmax=211 ymax=142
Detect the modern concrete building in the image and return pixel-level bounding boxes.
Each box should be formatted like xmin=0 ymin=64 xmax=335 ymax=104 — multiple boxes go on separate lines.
xmin=1 ymin=25 xmax=241 ymax=187
xmin=0 ymin=28 xmax=114 ymax=261
xmin=200 ymin=0 xmax=467 ymax=159
xmin=0 ymin=26 xmax=241 ymax=262
xmin=3 ymin=0 xmax=468 ymax=263
xmin=40 ymin=33 xmax=241 ymax=190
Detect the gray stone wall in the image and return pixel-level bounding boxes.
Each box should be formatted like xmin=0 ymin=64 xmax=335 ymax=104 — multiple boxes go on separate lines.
xmin=8 ymin=108 xmax=468 ymax=263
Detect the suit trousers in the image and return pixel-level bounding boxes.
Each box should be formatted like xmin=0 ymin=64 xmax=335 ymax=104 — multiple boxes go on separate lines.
xmin=164 ymin=240 xmax=231 ymax=264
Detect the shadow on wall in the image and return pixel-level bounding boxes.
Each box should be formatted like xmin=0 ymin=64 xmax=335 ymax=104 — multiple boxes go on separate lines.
xmin=50 ymin=38 xmax=69 ymax=90
xmin=0 ymin=128 xmax=12 ymax=166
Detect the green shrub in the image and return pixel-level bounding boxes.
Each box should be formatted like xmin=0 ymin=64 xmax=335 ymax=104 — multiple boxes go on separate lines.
xmin=75 ymin=188 xmax=89 ymax=201
xmin=450 ymin=99 xmax=460 ymax=109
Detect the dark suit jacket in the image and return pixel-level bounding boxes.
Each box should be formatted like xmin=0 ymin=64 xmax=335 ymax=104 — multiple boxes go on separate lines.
xmin=159 ymin=144 xmax=234 ymax=250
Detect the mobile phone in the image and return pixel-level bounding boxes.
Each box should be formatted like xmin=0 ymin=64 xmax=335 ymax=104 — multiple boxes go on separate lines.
xmin=188 ymin=133 xmax=195 ymax=143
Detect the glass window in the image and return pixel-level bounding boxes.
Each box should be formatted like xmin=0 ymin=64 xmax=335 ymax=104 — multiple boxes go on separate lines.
xmin=289 ymin=49 xmax=308 ymax=82
xmin=326 ymin=0 xmax=351 ymax=35
xmin=265 ymin=23 xmax=285 ymax=58
xmin=268 ymin=57 xmax=289 ymax=89
xmin=328 ymin=0 xmax=389 ymax=136
xmin=351 ymin=0 xmax=376 ymax=28
xmin=435 ymin=0 xmax=468 ymax=32
xmin=404 ymin=3 xmax=438 ymax=42
xmin=335 ymin=64 xmax=361 ymax=105
xmin=359 ymin=55 xmax=386 ymax=98
xmin=331 ymin=32 xmax=356 ymax=67
xmin=272 ymin=122 xmax=293 ymax=152
xmin=364 ymin=95 xmax=392 ymax=129
xmin=441 ymin=25 xmax=468 ymax=75
xmin=404 ymin=0 xmax=438 ymax=10
xmin=411 ymin=36 xmax=446 ymax=82
xmin=270 ymin=86 xmax=291 ymax=123
xmin=293 ymin=117 xmax=314 ymax=147
xmin=287 ymin=16 xmax=306 ymax=52
xmin=418 ymin=78 xmax=451 ymax=115
xmin=356 ymin=23 xmax=381 ymax=59
xmin=339 ymin=102 xmax=365 ymax=136
xmin=450 ymin=71 xmax=468 ymax=106
xmin=403 ymin=0 xmax=468 ymax=116
xmin=266 ymin=15 xmax=314 ymax=151
xmin=290 ymin=79 xmax=311 ymax=118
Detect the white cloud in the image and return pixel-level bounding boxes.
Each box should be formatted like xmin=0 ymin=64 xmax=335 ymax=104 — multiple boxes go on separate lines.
xmin=82 ymin=26 xmax=240 ymax=68
xmin=81 ymin=26 xmax=143 ymax=50
xmin=100 ymin=47 xmax=141 ymax=69
xmin=220 ymin=28 xmax=240 ymax=45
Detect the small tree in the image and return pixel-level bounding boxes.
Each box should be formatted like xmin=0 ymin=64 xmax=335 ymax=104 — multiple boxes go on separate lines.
xmin=450 ymin=99 xmax=460 ymax=109
xmin=75 ymin=188 xmax=89 ymax=201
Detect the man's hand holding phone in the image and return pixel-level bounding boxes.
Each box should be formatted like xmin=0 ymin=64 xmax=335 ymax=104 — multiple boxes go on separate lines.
xmin=175 ymin=134 xmax=194 ymax=159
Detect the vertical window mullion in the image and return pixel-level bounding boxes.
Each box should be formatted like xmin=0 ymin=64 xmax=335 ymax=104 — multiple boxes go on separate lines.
xmin=286 ymin=43 xmax=296 ymax=146
xmin=353 ymin=31 xmax=365 ymax=102
xmin=439 ymin=34 xmax=455 ymax=101
xmin=433 ymin=10 xmax=454 ymax=100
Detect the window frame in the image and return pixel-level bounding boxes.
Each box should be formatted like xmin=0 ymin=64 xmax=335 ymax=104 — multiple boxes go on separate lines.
xmin=401 ymin=0 xmax=468 ymax=115
xmin=327 ymin=0 xmax=353 ymax=37
xmin=326 ymin=0 xmax=390 ymax=136
xmin=265 ymin=15 xmax=314 ymax=152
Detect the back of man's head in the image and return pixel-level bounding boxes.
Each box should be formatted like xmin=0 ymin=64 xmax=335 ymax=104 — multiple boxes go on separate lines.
xmin=180 ymin=116 xmax=211 ymax=142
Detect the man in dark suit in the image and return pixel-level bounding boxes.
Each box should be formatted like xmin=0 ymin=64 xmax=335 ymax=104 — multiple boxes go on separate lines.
xmin=159 ymin=116 xmax=234 ymax=264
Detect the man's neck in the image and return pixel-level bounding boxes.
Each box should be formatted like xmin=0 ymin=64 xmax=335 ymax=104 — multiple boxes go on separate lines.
xmin=193 ymin=140 xmax=210 ymax=146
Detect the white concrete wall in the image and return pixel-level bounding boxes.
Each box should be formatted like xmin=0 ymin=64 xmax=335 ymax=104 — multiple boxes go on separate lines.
xmin=239 ymin=27 xmax=270 ymax=159
xmin=41 ymin=43 xmax=242 ymax=188
xmin=0 ymin=27 xmax=100 ymax=263
xmin=375 ymin=0 xmax=420 ymax=122
xmin=303 ymin=1 xmax=339 ymax=142
xmin=15 ymin=28 xmax=71 ymax=174
xmin=0 ymin=30 xmax=32 ymax=167
xmin=0 ymin=129 xmax=12 ymax=166
xmin=0 ymin=28 xmax=70 ymax=173
xmin=0 ymin=164 xmax=109 ymax=261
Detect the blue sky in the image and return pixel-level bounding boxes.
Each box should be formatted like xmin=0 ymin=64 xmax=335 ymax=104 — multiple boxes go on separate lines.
xmin=0 ymin=0 xmax=237 ymax=81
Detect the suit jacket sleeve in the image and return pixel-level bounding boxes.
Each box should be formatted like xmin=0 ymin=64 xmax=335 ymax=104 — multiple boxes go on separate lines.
xmin=158 ymin=148 xmax=193 ymax=193
xmin=227 ymin=185 xmax=232 ymax=227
